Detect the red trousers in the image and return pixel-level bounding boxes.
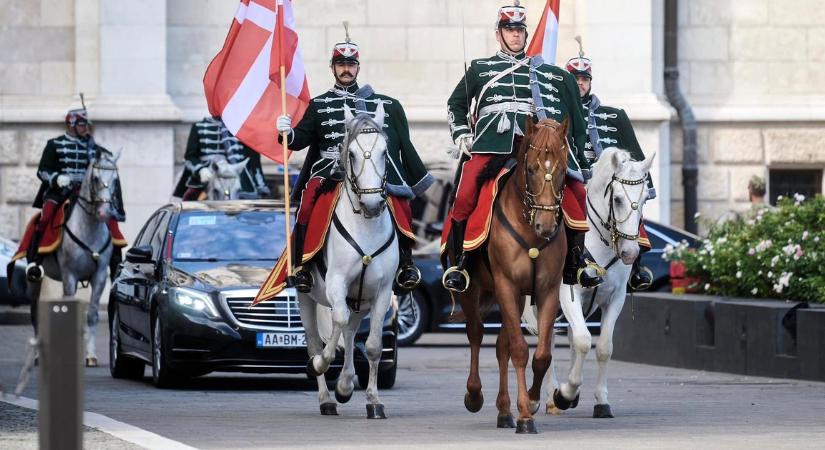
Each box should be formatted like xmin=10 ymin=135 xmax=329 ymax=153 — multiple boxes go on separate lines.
xmin=36 ymin=199 xmax=61 ymax=233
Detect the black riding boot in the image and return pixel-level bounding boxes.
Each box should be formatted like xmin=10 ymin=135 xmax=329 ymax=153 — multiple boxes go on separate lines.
xmin=628 ymin=257 xmax=653 ymax=291
xmin=109 ymin=247 xmax=123 ymax=282
xmin=287 ymin=223 xmax=313 ymax=293
xmin=25 ymin=230 xmax=45 ymax=282
xmin=562 ymin=230 xmax=604 ymax=288
xmin=394 ymin=241 xmax=421 ymax=294
xmin=443 ymin=219 xmax=470 ymax=293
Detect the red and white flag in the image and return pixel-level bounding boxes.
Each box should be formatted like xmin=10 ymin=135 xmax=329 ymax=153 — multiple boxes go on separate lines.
xmin=526 ymin=0 xmax=561 ymax=64
xmin=204 ymin=0 xmax=310 ymax=163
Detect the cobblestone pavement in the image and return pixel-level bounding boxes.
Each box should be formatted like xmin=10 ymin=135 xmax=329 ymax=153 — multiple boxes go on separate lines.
xmin=1 ymin=321 xmax=824 ymax=449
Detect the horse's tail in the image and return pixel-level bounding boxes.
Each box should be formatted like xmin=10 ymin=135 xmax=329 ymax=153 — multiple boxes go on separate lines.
xmin=521 ymin=299 xmax=540 ymax=336
xmin=315 ymin=303 xmax=345 ymax=350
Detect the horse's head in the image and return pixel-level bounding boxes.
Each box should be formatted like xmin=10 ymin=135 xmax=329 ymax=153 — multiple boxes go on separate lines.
xmin=208 ymin=157 xmax=248 ymax=200
xmin=589 ymin=147 xmax=656 ymax=265
xmin=83 ymin=150 xmax=121 ymax=222
xmin=518 ymin=118 xmax=569 ymax=240
xmin=341 ymin=103 xmax=388 ymax=219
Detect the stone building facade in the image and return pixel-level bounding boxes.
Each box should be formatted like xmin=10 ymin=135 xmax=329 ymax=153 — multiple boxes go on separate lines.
xmin=1 ymin=0 xmax=823 ymax=243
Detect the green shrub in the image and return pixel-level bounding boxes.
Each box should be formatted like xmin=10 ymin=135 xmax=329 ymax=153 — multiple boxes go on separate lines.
xmin=664 ymin=194 xmax=825 ymax=303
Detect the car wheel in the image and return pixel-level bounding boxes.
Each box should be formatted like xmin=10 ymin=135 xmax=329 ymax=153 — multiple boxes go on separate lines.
xmin=396 ymin=291 xmax=429 ymax=346
xmin=151 ymin=313 xmax=185 ymax=388
xmin=109 ymin=309 xmax=145 ymax=380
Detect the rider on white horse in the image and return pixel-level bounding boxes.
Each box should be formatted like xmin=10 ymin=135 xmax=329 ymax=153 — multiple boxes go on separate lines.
xmin=26 ymin=107 xmax=126 ymax=282
xmin=276 ymin=25 xmax=433 ymax=294
xmin=566 ymin=39 xmax=655 ymax=290
xmin=173 ymin=116 xmax=270 ymax=201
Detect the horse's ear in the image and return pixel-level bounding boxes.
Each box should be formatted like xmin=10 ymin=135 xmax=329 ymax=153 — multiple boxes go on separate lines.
xmin=373 ymin=102 xmax=385 ymax=129
xmin=113 ymin=149 xmax=122 ymax=164
xmin=611 ymin=149 xmax=624 ymax=171
xmin=232 ymin=158 xmax=250 ymax=173
xmin=560 ymin=117 xmax=570 ymax=139
xmin=343 ymin=104 xmax=355 ymax=123
xmin=525 ymin=117 xmax=535 ymax=138
xmin=641 ymin=151 xmax=656 ymax=173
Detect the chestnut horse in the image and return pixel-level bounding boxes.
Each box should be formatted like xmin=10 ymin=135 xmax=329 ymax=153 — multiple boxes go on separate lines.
xmin=452 ymin=118 xmax=568 ymax=434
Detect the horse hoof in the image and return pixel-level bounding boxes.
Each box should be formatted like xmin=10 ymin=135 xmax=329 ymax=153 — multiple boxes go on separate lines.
xmin=85 ymin=357 xmax=98 ymax=368
xmin=529 ymin=400 xmax=540 ymax=415
xmin=552 ymin=389 xmax=579 ymax=411
xmin=366 ymin=403 xmax=386 ymax=419
xmin=496 ymin=414 xmax=515 ymax=428
xmin=546 ymin=403 xmax=563 ymax=415
xmin=593 ymin=404 xmax=614 ymax=418
xmin=306 ymin=359 xmax=321 ymax=377
xmin=320 ymin=403 xmax=338 ymax=416
xmin=515 ymin=418 xmax=538 ymax=434
xmin=335 ymin=388 xmax=353 ymax=404
xmin=464 ymin=391 xmax=484 ymax=413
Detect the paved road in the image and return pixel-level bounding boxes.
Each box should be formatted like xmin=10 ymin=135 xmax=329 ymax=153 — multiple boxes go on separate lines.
xmin=2 ymin=321 xmax=825 ymax=449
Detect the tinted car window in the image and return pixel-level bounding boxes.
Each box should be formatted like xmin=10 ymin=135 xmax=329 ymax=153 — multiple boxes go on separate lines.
xmin=172 ymin=211 xmax=288 ymax=261
xmin=135 ymin=213 xmax=162 ymax=249
xmin=150 ymin=211 xmax=170 ymax=260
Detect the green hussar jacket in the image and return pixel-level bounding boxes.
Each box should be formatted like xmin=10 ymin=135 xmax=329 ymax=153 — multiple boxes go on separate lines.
xmin=583 ymin=94 xmax=656 ymax=198
xmin=285 ymin=83 xmax=434 ymax=201
xmin=447 ymin=51 xmax=591 ymax=181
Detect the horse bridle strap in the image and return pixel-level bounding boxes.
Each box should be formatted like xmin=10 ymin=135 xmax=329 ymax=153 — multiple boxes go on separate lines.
xmin=332 ymin=212 xmax=396 ymax=312
xmin=494 ymin=204 xmax=558 ymax=304
xmin=587 ymin=174 xmax=646 ymax=250
xmin=63 ymin=224 xmax=112 ymax=268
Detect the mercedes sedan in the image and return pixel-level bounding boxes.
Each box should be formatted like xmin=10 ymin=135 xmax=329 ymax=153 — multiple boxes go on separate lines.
xmin=108 ymin=200 xmax=398 ymax=388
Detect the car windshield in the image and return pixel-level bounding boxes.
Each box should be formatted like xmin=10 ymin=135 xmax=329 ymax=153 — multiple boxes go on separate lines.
xmin=173 ymin=210 xmax=288 ymax=261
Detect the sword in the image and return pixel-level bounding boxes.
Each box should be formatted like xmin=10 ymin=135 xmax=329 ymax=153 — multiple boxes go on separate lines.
xmin=448 ymin=0 xmax=473 ymax=209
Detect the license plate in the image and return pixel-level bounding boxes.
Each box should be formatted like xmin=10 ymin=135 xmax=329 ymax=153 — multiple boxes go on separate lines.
xmin=256 ymin=332 xmax=306 ymax=348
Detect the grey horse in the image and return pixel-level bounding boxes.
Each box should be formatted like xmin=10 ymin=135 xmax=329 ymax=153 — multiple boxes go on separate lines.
xmin=204 ymin=157 xmax=250 ymax=200
xmin=27 ymin=151 xmax=122 ymax=367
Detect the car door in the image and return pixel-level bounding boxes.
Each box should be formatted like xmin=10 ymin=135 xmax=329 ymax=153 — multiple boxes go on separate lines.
xmin=134 ymin=210 xmax=172 ymax=348
xmin=116 ymin=212 xmax=163 ymax=352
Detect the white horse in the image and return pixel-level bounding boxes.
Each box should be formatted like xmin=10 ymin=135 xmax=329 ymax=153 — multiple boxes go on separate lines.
xmin=27 ymin=151 xmax=122 ymax=366
xmin=524 ymin=147 xmax=654 ymax=418
xmin=204 ymin=157 xmax=249 ymax=200
xmin=299 ymin=103 xmax=398 ymax=419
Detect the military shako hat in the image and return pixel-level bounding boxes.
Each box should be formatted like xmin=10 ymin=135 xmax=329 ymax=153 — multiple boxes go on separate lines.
xmin=65 ymin=108 xmax=90 ymax=127
xmin=331 ymin=21 xmax=359 ymax=64
xmin=497 ymin=0 xmax=527 ymax=30
xmin=566 ymin=35 xmax=592 ymax=79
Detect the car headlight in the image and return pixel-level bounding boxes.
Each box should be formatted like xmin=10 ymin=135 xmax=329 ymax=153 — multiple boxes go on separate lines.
xmin=173 ymin=287 xmax=219 ymax=319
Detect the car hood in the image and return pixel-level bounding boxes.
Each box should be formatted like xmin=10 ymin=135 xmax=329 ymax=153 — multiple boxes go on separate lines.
xmin=169 ymin=260 xmax=275 ymax=291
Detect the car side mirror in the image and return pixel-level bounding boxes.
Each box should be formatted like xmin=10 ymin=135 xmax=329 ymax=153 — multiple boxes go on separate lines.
xmin=125 ymin=245 xmax=153 ymax=264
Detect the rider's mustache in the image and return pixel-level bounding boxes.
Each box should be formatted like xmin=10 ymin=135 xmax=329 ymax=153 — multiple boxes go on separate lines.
xmin=339 ymin=71 xmax=354 ymax=78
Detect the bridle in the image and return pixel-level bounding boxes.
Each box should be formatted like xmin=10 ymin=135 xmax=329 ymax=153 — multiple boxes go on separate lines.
xmin=341 ymin=120 xmax=388 ymax=218
xmin=75 ymin=161 xmax=118 ymax=216
xmin=586 ymin=173 xmax=647 ymax=253
xmin=522 ymin=128 xmax=565 ymax=230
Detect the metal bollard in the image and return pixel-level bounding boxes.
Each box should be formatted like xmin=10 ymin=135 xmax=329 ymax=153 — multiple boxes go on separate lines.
xmin=38 ymin=297 xmax=85 ymax=450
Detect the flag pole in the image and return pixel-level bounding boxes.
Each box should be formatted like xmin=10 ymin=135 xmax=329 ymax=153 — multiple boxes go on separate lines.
xmin=277 ymin=0 xmax=293 ymax=279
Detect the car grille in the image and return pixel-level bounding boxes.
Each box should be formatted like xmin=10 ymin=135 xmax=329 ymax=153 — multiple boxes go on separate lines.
xmin=222 ymin=289 xmax=303 ymax=331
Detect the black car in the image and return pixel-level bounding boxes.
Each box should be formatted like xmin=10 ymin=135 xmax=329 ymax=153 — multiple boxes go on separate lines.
xmin=1 ymin=236 xmax=28 ymax=307
xmin=108 ymin=200 xmax=398 ymax=388
xmin=395 ymin=219 xmax=700 ymax=345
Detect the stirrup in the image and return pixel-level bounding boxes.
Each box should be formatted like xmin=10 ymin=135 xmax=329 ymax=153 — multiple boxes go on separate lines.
xmin=25 ymin=262 xmax=44 ymax=282
xmin=576 ymin=259 xmax=605 ymax=287
xmin=442 ymin=266 xmax=470 ymax=293
xmin=291 ymin=266 xmax=313 ymax=293
xmin=629 ymin=266 xmax=654 ymax=291
xmin=395 ymin=265 xmax=421 ymax=290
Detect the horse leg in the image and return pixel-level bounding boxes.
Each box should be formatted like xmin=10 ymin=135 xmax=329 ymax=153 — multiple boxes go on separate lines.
xmin=494 ymin=329 xmax=515 ymax=428
xmin=314 ymin=282 xmax=348 ymax=375
xmin=545 ymin=329 xmax=563 ymax=414
xmin=459 ymin=287 xmax=484 ymax=413
xmin=495 ymin=283 xmax=535 ymax=433
xmin=335 ymin=310 xmax=364 ymax=404
xmin=592 ymin=294 xmax=625 ymax=419
xmin=83 ymin=267 xmax=108 ymax=367
xmin=364 ymin=286 xmax=392 ymax=419
xmin=528 ymin=290 xmax=558 ymax=415
xmin=297 ymin=296 xmax=335 ymax=415
xmin=553 ymin=285 xmax=591 ymax=411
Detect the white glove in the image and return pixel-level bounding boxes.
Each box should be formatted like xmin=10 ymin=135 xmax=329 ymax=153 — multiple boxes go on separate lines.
xmin=276 ymin=115 xmax=292 ymax=133
xmin=198 ymin=167 xmax=214 ymax=183
xmin=448 ymin=134 xmax=472 ymax=159
xmin=56 ymin=174 xmax=71 ymax=188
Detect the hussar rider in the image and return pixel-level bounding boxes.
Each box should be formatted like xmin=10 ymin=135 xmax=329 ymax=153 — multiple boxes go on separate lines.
xmin=276 ymin=24 xmax=434 ymax=293
xmin=444 ymin=1 xmax=604 ymax=293
xmin=27 ymin=107 xmax=126 ymax=282
xmin=173 ymin=116 xmax=270 ymax=200
xmin=566 ymin=38 xmax=655 ymax=290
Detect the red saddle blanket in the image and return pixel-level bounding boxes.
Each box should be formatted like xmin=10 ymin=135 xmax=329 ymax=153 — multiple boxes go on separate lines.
xmin=252 ymin=184 xmax=414 ymax=305
xmin=439 ymin=167 xmax=592 ymax=256
xmin=12 ymin=202 xmax=127 ymax=262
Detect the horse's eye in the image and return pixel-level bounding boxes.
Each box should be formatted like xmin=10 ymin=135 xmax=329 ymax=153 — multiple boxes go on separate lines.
xmin=527 ymin=166 xmax=536 ymax=175
xmin=614 ymin=197 xmax=622 ymax=204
